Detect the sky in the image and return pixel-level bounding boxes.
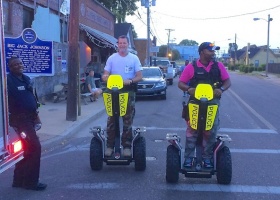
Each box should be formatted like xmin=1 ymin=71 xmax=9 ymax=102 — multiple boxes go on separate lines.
xmin=125 ymin=0 xmax=280 ymax=53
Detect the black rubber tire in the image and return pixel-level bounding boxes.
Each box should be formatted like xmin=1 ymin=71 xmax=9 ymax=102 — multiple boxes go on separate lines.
xmin=90 ymin=137 xmax=103 ymax=170
xmin=161 ymin=91 xmax=167 ymax=100
xmin=169 ymin=79 xmax=173 ymax=85
xmin=216 ymin=146 xmax=232 ymax=184
xmin=134 ymin=136 xmax=146 ymax=171
xmin=166 ymin=145 xmax=180 ymax=183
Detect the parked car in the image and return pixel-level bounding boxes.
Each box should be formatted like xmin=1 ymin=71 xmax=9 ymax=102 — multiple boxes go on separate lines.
xmin=170 ymin=61 xmax=179 ymax=77
xmin=136 ymin=67 xmax=167 ymax=100
xmin=156 ymin=60 xmax=173 ymax=85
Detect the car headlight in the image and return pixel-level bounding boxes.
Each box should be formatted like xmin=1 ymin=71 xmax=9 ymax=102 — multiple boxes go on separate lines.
xmin=155 ymin=81 xmax=166 ymax=88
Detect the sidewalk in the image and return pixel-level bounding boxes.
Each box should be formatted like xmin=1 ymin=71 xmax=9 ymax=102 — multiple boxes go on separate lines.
xmin=37 ymin=96 xmax=105 ymax=147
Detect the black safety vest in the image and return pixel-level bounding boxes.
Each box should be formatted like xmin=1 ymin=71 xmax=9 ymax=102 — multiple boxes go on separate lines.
xmin=189 ymin=61 xmax=222 ymax=88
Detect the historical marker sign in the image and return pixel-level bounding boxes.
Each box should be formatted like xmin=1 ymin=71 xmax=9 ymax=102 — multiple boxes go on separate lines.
xmin=5 ymin=28 xmax=53 ymax=76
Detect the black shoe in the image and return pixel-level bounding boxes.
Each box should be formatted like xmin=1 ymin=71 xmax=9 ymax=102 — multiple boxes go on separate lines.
xmin=183 ymin=157 xmax=193 ymax=168
xmin=24 ymin=183 xmax=47 ymax=191
xmin=12 ymin=182 xmax=22 ymax=188
xmin=203 ymin=158 xmax=213 ymax=168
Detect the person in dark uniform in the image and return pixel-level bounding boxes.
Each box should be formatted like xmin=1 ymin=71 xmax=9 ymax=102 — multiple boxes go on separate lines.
xmin=7 ymin=56 xmax=47 ymax=191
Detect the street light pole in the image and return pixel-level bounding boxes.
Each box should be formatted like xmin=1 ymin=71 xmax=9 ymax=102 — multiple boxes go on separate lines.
xmin=253 ymin=14 xmax=273 ymax=77
xmin=165 ymin=29 xmax=174 ymax=59
xmin=265 ymin=14 xmax=271 ymax=77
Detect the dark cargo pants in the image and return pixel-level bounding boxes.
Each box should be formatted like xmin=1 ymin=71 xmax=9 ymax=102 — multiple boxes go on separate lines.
xmin=184 ymin=99 xmax=220 ymax=159
xmin=12 ymin=118 xmax=41 ymax=187
xmin=106 ymin=91 xmax=135 ymax=148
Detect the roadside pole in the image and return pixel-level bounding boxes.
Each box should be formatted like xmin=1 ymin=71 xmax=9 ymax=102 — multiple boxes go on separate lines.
xmin=66 ymin=0 xmax=79 ymax=121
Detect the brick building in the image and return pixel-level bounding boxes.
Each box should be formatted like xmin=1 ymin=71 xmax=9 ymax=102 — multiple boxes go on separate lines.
xmin=3 ymin=0 xmax=117 ymax=100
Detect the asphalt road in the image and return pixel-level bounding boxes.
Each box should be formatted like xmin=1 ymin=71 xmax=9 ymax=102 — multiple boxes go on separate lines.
xmin=1 ymin=72 xmax=280 ymax=200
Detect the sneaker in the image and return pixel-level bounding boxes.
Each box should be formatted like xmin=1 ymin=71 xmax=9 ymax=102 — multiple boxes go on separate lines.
xmin=203 ymin=158 xmax=213 ymax=168
xmin=24 ymin=182 xmax=47 ymax=191
xmin=12 ymin=182 xmax=22 ymax=188
xmin=105 ymin=147 xmax=113 ymax=156
xmin=183 ymin=157 xmax=193 ymax=168
xmin=123 ymin=148 xmax=131 ymax=157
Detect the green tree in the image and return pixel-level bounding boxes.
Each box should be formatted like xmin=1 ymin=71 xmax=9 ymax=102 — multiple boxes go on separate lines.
xmin=131 ymin=24 xmax=138 ymax=39
xmin=97 ymin=0 xmax=139 ymax=23
xmin=228 ymin=43 xmax=238 ymax=54
xmin=158 ymin=45 xmax=168 ymax=57
xmin=179 ymin=39 xmax=198 ymax=46
xmin=171 ymin=49 xmax=180 ymax=61
xmin=157 ymin=45 xmax=180 ymax=60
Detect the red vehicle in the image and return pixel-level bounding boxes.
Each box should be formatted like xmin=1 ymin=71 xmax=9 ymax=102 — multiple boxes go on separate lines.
xmin=0 ymin=0 xmax=24 ymax=174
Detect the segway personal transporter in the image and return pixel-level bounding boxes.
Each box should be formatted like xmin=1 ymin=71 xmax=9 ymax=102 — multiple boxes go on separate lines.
xmin=89 ymin=75 xmax=146 ymax=171
xmin=166 ymin=83 xmax=232 ymax=184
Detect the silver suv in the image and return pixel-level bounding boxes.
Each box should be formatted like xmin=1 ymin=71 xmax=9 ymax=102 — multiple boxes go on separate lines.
xmin=156 ymin=60 xmax=173 ymax=85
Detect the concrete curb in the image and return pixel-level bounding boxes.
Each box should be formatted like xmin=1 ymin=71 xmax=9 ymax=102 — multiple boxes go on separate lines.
xmin=41 ymin=108 xmax=105 ymax=151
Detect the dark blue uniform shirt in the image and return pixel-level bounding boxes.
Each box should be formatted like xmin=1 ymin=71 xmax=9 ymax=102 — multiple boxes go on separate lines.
xmin=7 ymin=73 xmax=37 ymax=115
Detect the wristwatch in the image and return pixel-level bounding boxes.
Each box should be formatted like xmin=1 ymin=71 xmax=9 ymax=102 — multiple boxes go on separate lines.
xmin=220 ymin=86 xmax=225 ymax=92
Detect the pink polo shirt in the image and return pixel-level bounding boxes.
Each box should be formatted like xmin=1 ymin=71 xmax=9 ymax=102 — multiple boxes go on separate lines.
xmin=179 ymin=60 xmax=230 ymax=84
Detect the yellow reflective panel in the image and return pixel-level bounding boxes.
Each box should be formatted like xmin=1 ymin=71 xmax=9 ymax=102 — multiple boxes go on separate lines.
xmin=103 ymin=93 xmax=112 ymax=116
xmin=189 ymin=103 xmax=199 ymax=130
xmin=205 ymin=105 xmax=218 ymax=130
xmin=119 ymin=93 xmax=129 ymax=116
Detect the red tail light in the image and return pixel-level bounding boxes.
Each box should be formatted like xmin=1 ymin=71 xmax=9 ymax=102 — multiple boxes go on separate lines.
xmin=12 ymin=140 xmax=23 ymax=153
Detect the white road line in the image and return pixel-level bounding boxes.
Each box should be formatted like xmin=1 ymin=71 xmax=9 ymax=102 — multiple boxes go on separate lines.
xmin=42 ymin=148 xmax=280 ymax=161
xmin=228 ymin=89 xmax=277 ymax=131
xmin=67 ymin=183 xmax=121 ymax=189
xmin=231 ymin=149 xmax=280 ymax=154
xmin=160 ymin=184 xmax=280 ymax=194
xmin=141 ymin=127 xmax=278 ymax=134
xmin=67 ymin=182 xmax=280 ymax=194
xmin=220 ymin=128 xmax=277 ymax=134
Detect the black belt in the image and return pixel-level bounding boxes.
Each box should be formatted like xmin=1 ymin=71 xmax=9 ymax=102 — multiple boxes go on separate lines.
xmin=10 ymin=112 xmax=38 ymax=120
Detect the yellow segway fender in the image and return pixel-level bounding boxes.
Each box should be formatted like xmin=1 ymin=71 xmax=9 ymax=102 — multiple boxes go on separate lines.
xmin=103 ymin=75 xmax=129 ymax=116
xmin=106 ymin=75 xmax=124 ymax=90
xmin=188 ymin=83 xmax=218 ymax=130
xmin=194 ymin=84 xmax=214 ymax=101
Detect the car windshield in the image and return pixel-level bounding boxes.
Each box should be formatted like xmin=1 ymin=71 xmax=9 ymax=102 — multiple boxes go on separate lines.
xmin=142 ymin=68 xmax=162 ymax=77
xmin=156 ymin=60 xmax=169 ymax=66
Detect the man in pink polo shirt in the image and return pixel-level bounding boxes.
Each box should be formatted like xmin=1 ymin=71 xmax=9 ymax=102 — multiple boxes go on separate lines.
xmin=178 ymin=42 xmax=231 ymax=168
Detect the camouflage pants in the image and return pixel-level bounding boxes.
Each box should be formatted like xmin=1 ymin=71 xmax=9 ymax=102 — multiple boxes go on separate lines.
xmin=184 ymin=99 xmax=220 ymax=159
xmin=106 ymin=91 xmax=135 ymax=148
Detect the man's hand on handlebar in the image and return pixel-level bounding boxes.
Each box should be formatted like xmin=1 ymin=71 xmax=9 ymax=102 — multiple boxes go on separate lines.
xmin=214 ymin=88 xmax=223 ymax=98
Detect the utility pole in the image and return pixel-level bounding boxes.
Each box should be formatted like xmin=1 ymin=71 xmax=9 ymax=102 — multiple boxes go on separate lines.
xmin=165 ymin=29 xmax=174 ymax=59
xmin=234 ymin=33 xmax=237 ymax=66
xmin=66 ymin=0 xmax=79 ymax=121
xmin=147 ymin=6 xmax=150 ymax=66
xmin=141 ymin=0 xmax=156 ymax=66
xmin=253 ymin=14 xmax=273 ymax=77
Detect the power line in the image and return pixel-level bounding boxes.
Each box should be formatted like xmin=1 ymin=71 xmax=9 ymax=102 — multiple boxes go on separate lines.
xmin=150 ymin=13 xmax=164 ymax=45
xmin=155 ymin=4 xmax=280 ymax=20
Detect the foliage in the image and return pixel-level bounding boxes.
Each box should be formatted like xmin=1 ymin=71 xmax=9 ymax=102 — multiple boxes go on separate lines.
xmin=171 ymin=49 xmax=180 ymax=61
xmin=157 ymin=45 xmax=180 ymax=60
xmin=96 ymin=0 xmax=139 ymax=23
xmin=179 ymin=39 xmax=198 ymax=46
xmin=158 ymin=45 xmax=168 ymax=57
xmin=228 ymin=43 xmax=238 ymax=54
xmin=131 ymin=24 xmax=138 ymax=38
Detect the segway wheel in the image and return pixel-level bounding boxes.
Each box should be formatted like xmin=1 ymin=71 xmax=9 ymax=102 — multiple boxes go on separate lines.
xmin=90 ymin=137 xmax=103 ymax=170
xmin=166 ymin=145 xmax=180 ymax=183
xmin=216 ymin=146 xmax=232 ymax=184
xmin=133 ymin=136 xmax=146 ymax=171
